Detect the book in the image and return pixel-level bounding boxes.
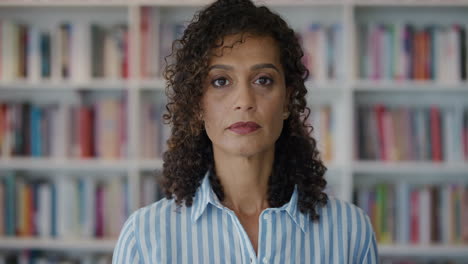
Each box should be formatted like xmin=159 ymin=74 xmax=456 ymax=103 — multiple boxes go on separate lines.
xmin=355 ymin=182 xmax=468 ymax=245
xmin=356 ymin=104 xmax=467 ymax=162
xmin=0 ymin=20 xmax=128 ymax=82
xmin=0 ymin=173 xmax=129 ymax=239
xmin=360 ymin=22 xmax=468 ymax=82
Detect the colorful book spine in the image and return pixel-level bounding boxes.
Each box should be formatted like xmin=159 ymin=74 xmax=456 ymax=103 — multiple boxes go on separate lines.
xmin=360 ymin=22 xmax=468 ymax=82
xmin=357 ymin=104 xmax=468 ymax=162
xmin=355 ymin=182 xmax=468 ymax=245
xmin=0 ymin=174 xmax=129 ymax=239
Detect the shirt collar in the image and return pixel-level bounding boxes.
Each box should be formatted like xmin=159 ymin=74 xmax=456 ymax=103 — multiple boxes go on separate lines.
xmin=282 ymin=184 xmax=309 ymax=233
xmin=191 ymin=169 xmax=223 ymax=223
xmin=190 ymin=169 xmax=309 ymax=233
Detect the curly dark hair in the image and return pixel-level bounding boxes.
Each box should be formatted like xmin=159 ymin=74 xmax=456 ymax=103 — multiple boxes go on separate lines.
xmin=159 ymin=0 xmax=328 ymax=220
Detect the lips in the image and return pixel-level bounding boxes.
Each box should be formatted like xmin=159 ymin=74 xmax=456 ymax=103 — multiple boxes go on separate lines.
xmin=228 ymin=121 xmax=261 ymax=135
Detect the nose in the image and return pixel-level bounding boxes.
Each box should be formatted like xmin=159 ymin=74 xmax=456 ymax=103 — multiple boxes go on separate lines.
xmin=233 ymin=82 xmax=256 ymax=112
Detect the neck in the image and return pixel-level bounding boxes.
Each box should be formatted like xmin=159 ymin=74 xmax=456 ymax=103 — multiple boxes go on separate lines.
xmin=212 ymin=146 xmax=274 ymax=216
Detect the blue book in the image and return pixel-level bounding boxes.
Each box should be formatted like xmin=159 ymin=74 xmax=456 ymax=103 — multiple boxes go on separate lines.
xmin=427 ymin=25 xmax=436 ymax=80
xmin=4 ymin=172 xmax=15 ymax=236
xmin=40 ymin=33 xmax=51 ymax=78
xmin=78 ymin=178 xmax=85 ymax=229
xmin=387 ymin=24 xmax=395 ymax=79
xmin=30 ymin=105 xmax=42 ymax=157
xmin=404 ymin=24 xmax=414 ymax=79
xmin=51 ymin=182 xmax=57 ymax=237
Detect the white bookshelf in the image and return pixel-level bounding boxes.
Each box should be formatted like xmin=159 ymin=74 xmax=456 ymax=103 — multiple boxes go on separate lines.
xmin=0 ymin=158 xmax=133 ymax=171
xmin=379 ymin=245 xmax=468 ymax=259
xmin=0 ymin=237 xmax=116 ymax=252
xmin=353 ymin=161 xmax=468 ymax=175
xmin=378 ymin=245 xmax=468 ymax=258
xmin=0 ymin=0 xmax=467 ymax=261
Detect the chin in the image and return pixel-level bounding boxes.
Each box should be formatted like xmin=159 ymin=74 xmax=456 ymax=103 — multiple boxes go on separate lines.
xmin=227 ymin=143 xmax=272 ymax=158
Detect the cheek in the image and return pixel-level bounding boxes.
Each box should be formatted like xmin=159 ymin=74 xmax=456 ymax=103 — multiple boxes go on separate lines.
xmin=270 ymin=108 xmax=285 ymax=136
xmin=267 ymin=96 xmax=286 ymax=124
xmin=202 ymin=99 xmax=225 ymax=136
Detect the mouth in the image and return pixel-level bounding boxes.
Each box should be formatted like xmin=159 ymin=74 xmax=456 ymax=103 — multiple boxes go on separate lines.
xmin=228 ymin=121 xmax=261 ymax=135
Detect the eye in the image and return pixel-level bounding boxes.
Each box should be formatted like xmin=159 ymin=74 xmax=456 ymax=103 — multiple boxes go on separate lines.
xmin=254 ymin=76 xmax=273 ymax=86
xmin=212 ymin=77 xmax=230 ymax=88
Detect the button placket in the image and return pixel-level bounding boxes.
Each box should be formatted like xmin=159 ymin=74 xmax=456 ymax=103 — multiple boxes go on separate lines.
xmin=259 ymin=211 xmax=271 ymax=264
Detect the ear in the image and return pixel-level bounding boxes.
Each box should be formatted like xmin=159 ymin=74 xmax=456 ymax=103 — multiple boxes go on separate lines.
xmin=197 ymin=103 xmax=204 ymax=122
xmin=198 ymin=110 xmax=204 ymax=122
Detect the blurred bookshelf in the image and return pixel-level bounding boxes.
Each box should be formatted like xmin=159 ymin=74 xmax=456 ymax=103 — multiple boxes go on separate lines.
xmin=0 ymin=0 xmax=467 ymax=263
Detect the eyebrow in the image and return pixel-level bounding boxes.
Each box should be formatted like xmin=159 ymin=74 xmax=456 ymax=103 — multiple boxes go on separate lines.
xmin=207 ymin=63 xmax=280 ymax=73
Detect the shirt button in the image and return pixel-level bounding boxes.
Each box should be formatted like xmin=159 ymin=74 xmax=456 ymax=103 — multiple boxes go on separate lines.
xmin=263 ymin=257 xmax=268 ymax=263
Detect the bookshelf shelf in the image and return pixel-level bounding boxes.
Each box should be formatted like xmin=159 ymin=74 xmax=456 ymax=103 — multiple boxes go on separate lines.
xmin=138 ymin=79 xmax=166 ymax=90
xmin=352 ymin=80 xmax=468 ymax=92
xmin=0 ymin=238 xmax=116 ymax=252
xmin=0 ymin=158 xmax=132 ymax=171
xmin=352 ymin=161 xmax=468 ymax=175
xmin=138 ymin=158 xmax=164 ymax=170
xmin=305 ymin=81 xmax=346 ymax=92
xmin=379 ymin=245 xmax=468 ymax=257
xmin=0 ymin=80 xmax=129 ymax=91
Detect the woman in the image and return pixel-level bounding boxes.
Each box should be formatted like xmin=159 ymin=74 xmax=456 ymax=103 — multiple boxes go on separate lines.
xmin=113 ymin=0 xmax=378 ymax=263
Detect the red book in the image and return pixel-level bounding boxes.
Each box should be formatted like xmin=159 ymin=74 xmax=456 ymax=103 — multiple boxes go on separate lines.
xmin=422 ymin=30 xmax=430 ymax=80
xmin=19 ymin=25 xmax=28 ymax=78
xmin=119 ymin=98 xmax=126 ymax=158
xmin=140 ymin=7 xmax=150 ymax=78
xmin=410 ymin=188 xmax=420 ymax=244
xmin=414 ymin=31 xmax=424 ymax=80
xmin=122 ymin=29 xmax=129 ymax=79
xmin=24 ymin=183 xmax=32 ymax=236
xmin=79 ymin=107 xmax=93 ymax=158
xmin=430 ymin=106 xmax=442 ymax=162
xmin=0 ymin=104 xmax=6 ymax=144
xmin=93 ymin=103 xmax=101 ymax=158
xmin=374 ymin=104 xmax=387 ymax=161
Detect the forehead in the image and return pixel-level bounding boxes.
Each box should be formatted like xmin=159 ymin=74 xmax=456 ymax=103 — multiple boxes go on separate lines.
xmin=209 ymin=34 xmax=281 ymax=66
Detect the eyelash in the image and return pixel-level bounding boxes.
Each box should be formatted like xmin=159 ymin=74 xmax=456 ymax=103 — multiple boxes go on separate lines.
xmin=211 ymin=76 xmax=274 ymax=88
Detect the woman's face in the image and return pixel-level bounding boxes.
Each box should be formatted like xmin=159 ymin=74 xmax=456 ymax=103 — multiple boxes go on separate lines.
xmin=201 ymin=34 xmax=289 ymax=158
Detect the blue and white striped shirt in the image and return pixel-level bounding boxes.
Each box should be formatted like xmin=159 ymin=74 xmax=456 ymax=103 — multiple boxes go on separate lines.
xmin=112 ymin=170 xmax=378 ymax=264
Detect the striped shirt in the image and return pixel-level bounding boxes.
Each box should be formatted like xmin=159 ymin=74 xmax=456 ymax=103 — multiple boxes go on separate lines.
xmin=112 ymin=170 xmax=379 ymax=264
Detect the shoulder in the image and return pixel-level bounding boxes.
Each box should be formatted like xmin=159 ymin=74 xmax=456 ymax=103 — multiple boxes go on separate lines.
xmin=113 ymin=198 xmax=183 ymax=264
xmin=317 ymin=197 xmax=378 ymax=262
xmin=114 ymin=200 xmax=178 ymax=263
xmin=319 ymin=196 xmax=372 ymax=228
xmin=130 ymin=197 xmax=181 ymax=229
